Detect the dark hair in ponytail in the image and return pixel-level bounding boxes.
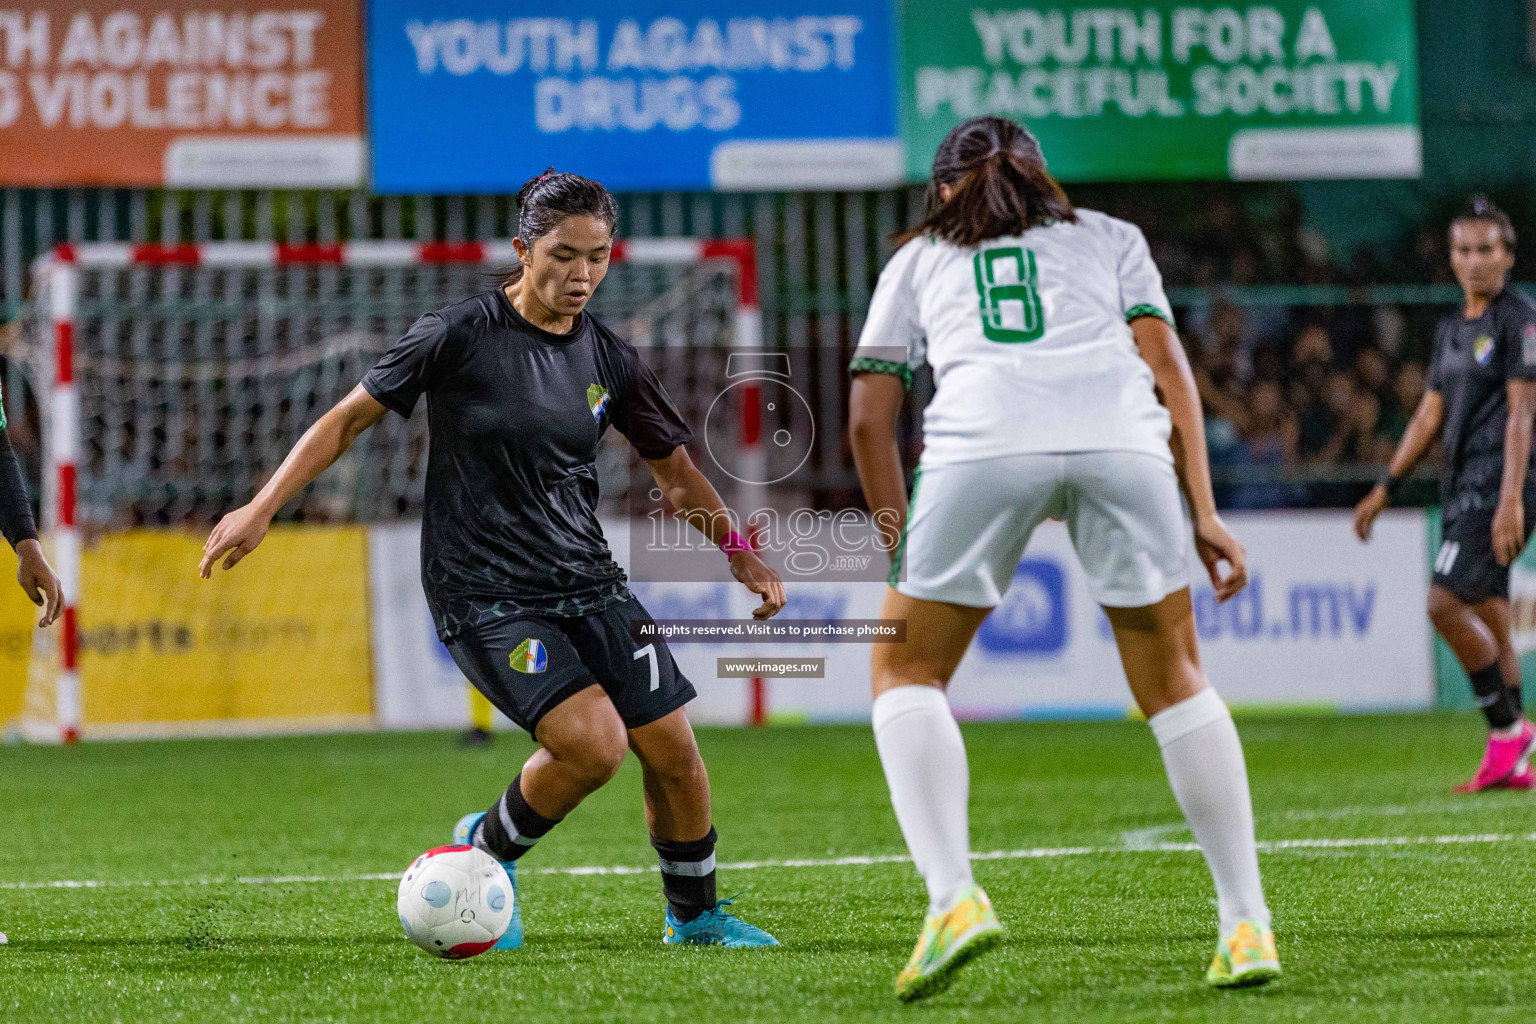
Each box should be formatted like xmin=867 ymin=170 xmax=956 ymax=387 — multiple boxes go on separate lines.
xmin=1451 ymin=194 xmax=1517 ymax=251
xmin=896 ymin=116 xmax=1075 ymax=248
xmin=500 ymin=168 xmax=620 ymax=287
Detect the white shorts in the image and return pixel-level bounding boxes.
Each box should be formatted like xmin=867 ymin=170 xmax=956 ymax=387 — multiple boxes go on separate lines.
xmin=894 ymin=451 xmax=1190 ymax=608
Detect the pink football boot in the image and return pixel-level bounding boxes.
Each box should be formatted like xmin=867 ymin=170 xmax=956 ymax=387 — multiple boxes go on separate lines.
xmin=1454 ymin=720 xmax=1536 ymax=793
xmin=1499 ymin=765 xmax=1536 ymax=790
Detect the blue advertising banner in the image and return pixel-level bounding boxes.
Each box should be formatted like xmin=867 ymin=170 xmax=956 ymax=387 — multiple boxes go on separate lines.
xmin=366 ymin=1 xmax=902 ymax=193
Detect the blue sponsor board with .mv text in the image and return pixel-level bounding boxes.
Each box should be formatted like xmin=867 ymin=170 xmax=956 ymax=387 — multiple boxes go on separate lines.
xmin=366 ymin=0 xmax=901 ymax=193
xmin=1092 ymin=575 xmax=1379 ymax=643
xmin=977 ymin=559 xmax=1068 ymax=655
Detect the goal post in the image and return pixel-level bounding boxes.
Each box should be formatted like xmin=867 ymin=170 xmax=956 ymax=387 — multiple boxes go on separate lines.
xmin=17 ymin=237 xmax=767 ymax=743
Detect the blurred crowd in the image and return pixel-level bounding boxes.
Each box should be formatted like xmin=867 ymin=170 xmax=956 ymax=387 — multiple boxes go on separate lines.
xmin=1081 ymin=189 xmax=1468 ymax=507
xmin=1185 ymin=304 xmax=1432 ymax=507
xmin=1099 ymin=189 xmax=1467 ymax=289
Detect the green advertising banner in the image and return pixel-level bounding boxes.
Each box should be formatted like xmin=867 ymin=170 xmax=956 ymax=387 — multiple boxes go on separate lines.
xmin=899 ymin=2 xmax=1421 ymax=182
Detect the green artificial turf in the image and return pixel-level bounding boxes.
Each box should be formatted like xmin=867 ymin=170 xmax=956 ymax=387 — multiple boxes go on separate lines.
xmin=2 ymin=713 xmax=1534 ymax=1022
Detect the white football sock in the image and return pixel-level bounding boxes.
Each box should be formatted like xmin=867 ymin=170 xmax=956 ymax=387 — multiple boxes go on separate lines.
xmin=872 ymin=684 xmax=974 ymax=913
xmin=1148 ymin=687 xmax=1270 ymax=935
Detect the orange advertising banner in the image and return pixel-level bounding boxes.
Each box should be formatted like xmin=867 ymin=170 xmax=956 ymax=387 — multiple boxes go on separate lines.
xmin=0 ymin=2 xmax=363 ymax=186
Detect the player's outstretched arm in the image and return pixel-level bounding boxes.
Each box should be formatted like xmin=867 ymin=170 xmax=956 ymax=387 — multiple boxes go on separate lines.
xmin=1353 ymin=390 xmax=1444 ymax=543
xmin=847 ymin=372 xmax=908 ymax=558
xmin=643 ymin=445 xmax=787 ymax=619
xmin=1131 ymin=315 xmax=1247 ymax=603
xmin=199 ymin=385 xmax=388 ymax=577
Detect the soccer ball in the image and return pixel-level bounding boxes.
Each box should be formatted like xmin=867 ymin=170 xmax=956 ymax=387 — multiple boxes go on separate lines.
xmin=396 ymin=844 xmax=513 ymax=959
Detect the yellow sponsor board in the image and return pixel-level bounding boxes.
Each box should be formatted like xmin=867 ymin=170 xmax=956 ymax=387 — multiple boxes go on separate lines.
xmin=77 ymin=526 xmax=373 ymax=730
xmin=0 ymin=550 xmax=39 ymax=724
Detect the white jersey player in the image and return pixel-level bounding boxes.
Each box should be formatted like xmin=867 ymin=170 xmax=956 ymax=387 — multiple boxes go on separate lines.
xmin=847 ymin=116 xmax=1278 ymax=1001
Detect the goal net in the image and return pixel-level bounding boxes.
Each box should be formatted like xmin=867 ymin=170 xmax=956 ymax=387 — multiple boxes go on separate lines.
xmin=9 ymin=239 xmax=756 ymax=742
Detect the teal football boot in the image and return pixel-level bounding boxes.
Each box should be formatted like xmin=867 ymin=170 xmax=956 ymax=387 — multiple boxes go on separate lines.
xmin=662 ymin=895 xmax=779 ymax=948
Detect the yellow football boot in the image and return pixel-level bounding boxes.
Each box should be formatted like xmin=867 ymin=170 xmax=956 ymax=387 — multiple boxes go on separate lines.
xmin=894 ymin=884 xmax=1004 ymax=1003
xmin=1206 ymin=919 xmax=1281 ymax=989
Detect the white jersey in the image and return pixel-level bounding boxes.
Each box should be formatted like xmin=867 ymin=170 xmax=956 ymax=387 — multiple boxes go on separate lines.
xmin=850 ymin=208 xmax=1175 ymax=468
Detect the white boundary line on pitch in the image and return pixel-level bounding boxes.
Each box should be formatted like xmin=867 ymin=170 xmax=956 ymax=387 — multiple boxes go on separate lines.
xmin=1280 ymin=799 xmax=1500 ymax=821
xmin=3 ymin=831 xmax=1536 ymax=892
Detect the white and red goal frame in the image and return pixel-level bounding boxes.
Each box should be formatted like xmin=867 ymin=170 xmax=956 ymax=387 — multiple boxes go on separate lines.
xmin=37 ymin=237 xmax=768 ymax=742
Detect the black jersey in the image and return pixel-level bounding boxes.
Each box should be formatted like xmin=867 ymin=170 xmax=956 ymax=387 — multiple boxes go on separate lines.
xmin=362 ymin=289 xmax=693 ymax=641
xmin=1428 ymin=288 xmax=1536 ymax=501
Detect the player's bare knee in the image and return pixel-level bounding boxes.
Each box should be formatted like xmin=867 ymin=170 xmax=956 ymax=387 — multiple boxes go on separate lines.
xmin=1427 ymin=586 xmax=1462 ymax=625
xmin=540 ymin=708 xmax=627 ymax=787
xmin=871 ymin=647 xmax=948 ymax=696
xmin=644 ymin=740 xmax=707 ymax=790
xmin=559 ymin=742 xmax=625 ymax=790
xmin=871 ymin=666 xmax=946 ymax=698
xmin=581 ymin=721 xmax=629 ymax=784
xmin=1135 ymin=671 xmax=1208 ymax=718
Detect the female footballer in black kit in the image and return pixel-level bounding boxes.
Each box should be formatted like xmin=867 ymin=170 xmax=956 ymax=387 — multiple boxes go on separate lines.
xmin=0 ymin=381 xmax=63 ymax=948
xmin=1356 ymin=197 xmax=1536 ymax=792
xmin=201 ymin=172 xmax=785 ymax=949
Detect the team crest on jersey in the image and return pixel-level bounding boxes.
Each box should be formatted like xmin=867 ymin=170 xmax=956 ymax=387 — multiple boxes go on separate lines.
xmin=1523 ymin=323 xmax=1536 ymax=366
xmin=587 ymin=383 xmax=610 ymax=421
xmin=509 ymin=638 xmax=548 ymax=674
xmin=1474 ymin=334 xmax=1495 ymax=365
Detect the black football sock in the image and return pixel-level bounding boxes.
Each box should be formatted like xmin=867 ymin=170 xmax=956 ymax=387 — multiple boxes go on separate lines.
xmin=474 ymin=773 xmax=562 ymax=862
xmin=1512 ymin=683 xmax=1524 ymax=717
xmin=652 ymin=827 xmax=718 ymax=924
xmin=1469 ymin=661 xmax=1520 ymax=731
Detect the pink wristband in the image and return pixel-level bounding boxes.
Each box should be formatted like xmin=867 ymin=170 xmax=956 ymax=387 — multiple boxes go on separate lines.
xmin=719 ymin=530 xmax=752 ymax=557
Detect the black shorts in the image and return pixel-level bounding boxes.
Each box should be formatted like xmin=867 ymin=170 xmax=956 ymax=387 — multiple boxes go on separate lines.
xmin=445 ymin=596 xmax=695 ymax=734
xmin=1433 ymin=496 xmax=1536 ymax=604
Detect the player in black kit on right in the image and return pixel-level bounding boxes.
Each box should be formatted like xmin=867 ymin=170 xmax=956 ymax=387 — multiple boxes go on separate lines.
xmin=201 ymin=171 xmax=786 ymax=949
xmin=1356 ymin=197 xmax=1536 ymax=792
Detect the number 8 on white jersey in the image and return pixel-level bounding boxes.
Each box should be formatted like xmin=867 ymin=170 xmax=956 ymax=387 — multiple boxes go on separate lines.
xmin=850 ymin=208 xmax=1177 ymax=469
